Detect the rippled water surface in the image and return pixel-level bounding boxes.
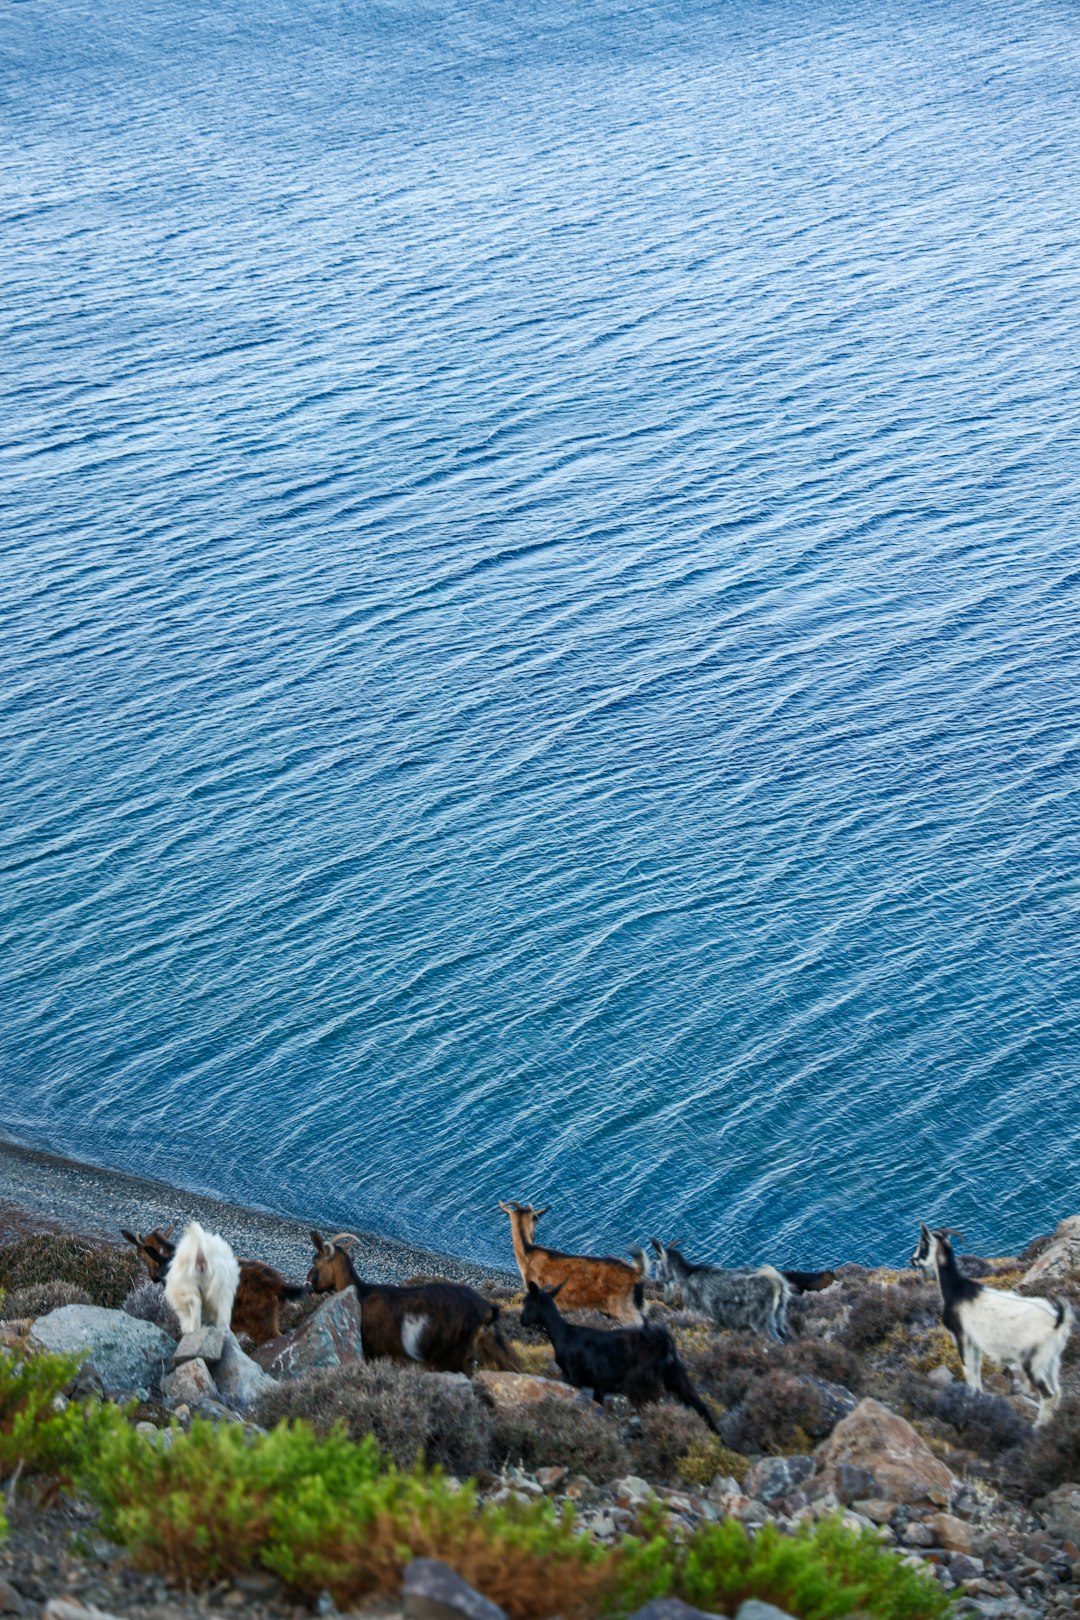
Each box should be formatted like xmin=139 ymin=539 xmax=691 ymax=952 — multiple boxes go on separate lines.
xmin=3 ymin=0 xmax=1080 ymax=1269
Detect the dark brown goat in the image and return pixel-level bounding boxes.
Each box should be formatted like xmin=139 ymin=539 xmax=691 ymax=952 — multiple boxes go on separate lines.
xmin=499 ymin=1201 xmax=645 ymax=1322
xmin=307 ymin=1231 xmax=519 ymax=1373
xmin=121 ymin=1226 xmax=308 ymax=1345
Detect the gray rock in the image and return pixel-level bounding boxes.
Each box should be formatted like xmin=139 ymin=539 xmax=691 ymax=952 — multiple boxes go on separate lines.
xmin=928 ymin=1364 xmax=955 ymax=1387
xmin=1036 ymin=1482 xmax=1080 ymax=1544
xmin=43 ymin=1603 xmax=125 ymax=1620
xmin=258 ymin=1288 xmax=364 ymax=1381
xmin=173 ymin=1325 xmax=225 ymax=1365
xmin=161 ymin=1357 xmax=217 ymax=1404
xmin=29 ymin=1305 xmax=175 ymax=1395
xmin=736 ymin=1603 xmax=798 ymax=1620
xmin=744 ymin=1455 xmax=814 ymax=1503
xmin=214 ymin=1330 xmax=278 ymax=1408
xmin=834 ymin=1463 xmax=878 ymax=1504
xmin=402 ymin=1558 xmax=506 ymax=1620
xmin=627 ymin=1602 xmax=728 ymax=1620
xmin=0 ymin=1577 xmax=25 ymax=1616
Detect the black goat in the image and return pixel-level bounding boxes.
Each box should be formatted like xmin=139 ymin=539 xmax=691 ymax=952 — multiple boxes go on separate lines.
xmin=520 ymin=1279 xmax=718 ymax=1432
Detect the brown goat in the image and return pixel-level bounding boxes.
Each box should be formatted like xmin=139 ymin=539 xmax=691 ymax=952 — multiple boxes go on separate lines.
xmin=121 ymin=1226 xmax=309 ymax=1345
xmin=498 ymin=1201 xmax=645 ymax=1323
xmin=307 ymin=1231 xmax=519 ymax=1373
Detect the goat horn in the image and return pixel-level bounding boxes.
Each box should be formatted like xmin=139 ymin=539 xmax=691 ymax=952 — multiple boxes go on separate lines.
xmin=937 ymin=1228 xmax=966 ymax=1243
xmin=328 ymin=1232 xmax=361 ymax=1250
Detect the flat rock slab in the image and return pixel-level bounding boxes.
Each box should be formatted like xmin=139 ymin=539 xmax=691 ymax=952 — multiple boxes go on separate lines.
xmin=173 ymin=1325 xmax=226 ymax=1365
xmin=29 ymin=1305 xmax=175 ymax=1395
xmin=257 ymin=1287 xmax=364 ymax=1381
xmin=402 ymin=1559 xmax=506 ymax=1620
xmin=472 ymin=1370 xmax=589 ymax=1410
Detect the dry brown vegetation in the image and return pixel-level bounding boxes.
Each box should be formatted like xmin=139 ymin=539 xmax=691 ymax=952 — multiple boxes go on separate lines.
xmin=0 ymin=1233 xmax=140 ymax=1309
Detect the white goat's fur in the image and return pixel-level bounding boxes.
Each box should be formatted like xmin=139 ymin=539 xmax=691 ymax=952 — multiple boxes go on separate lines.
xmin=164 ymin=1220 xmax=240 ymax=1335
xmin=911 ymin=1225 xmax=1072 ymax=1426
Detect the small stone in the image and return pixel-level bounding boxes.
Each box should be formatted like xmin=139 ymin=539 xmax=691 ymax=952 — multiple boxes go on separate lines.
xmin=534 ymin=1465 xmax=567 ymax=1491
xmin=833 ymin=1463 xmax=878 ymax=1504
xmin=949 ymin=1555 xmax=985 ymax=1583
xmin=173 ymin=1325 xmax=226 ymax=1365
xmin=161 ymin=1357 xmax=217 ymax=1403
xmin=744 ymin=1456 xmax=814 ymax=1503
xmin=852 ymin=1498 xmax=898 ymax=1524
xmin=402 ymin=1558 xmax=507 ymax=1620
xmin=612 ymin=1474 xmax=655 ymax=1508
xmin=902 ymin=1523 xmax=937 ymax=1548
xmin=928 ymin=1365 xmax=955 ymax=1387
xmin=0 ymin=1579 xmax=25 ymax=1616
xmin=627 ymin=1601 xmax=728 ymax=1620
xmin=42 ymin=1604 xmax=125 ymax=1620
xmin=736 ymin=1603 xmax=798 ymax=1620
xmin=932 ymin=1512 xmax=975 ymax=1554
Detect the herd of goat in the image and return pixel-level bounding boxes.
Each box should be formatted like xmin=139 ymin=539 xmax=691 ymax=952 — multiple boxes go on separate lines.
xmin=118 ymin=1204 xmax=1074 ymax=1428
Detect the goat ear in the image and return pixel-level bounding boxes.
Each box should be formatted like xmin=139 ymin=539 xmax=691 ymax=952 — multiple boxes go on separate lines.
xmin=649 ymin=1237 xmax=663 ymax=1253
xmin=548 ymin=1280 xmax=565 ymax=1299
xmin=525 ymin=1280 xmax=539 ymax=1297
xmin=532 ymin=1205 xmax=551 ymax=1218
xmin=120 ymin=1229 xmax=139 ymax=1247
xmin=310 ymin=1230 xmax=328 ymax=1253
xmin=919 ymin=1222 xmax=931 ymax=1240
xmin=161 ymin=1224 xmax=176 ymax=1241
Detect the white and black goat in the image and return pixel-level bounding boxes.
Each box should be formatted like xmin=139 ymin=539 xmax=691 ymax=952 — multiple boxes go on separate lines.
xmin=911 ymin=1224 xmax=1072 ymax=1425
xmin=164 ymin=1221 xmax=240 ymax=1335
xmin=650 ymin=1239 xmax=792 ymax=1341
xmin=520 ymin=1279 xmax=718 ymax=1431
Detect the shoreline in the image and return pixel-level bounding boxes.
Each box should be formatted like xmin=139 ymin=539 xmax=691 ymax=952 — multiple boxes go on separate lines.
xmin=0 ymin=1135 xmax=514 ymax=1290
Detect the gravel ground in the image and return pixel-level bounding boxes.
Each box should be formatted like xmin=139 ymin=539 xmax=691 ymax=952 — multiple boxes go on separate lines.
xmin=0 ymin=1137 xmax=514 ymax=1291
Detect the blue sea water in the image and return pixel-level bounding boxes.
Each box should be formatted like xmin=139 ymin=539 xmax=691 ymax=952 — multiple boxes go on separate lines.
xmin=2 ymin=0 xmax=1080 ymax=1272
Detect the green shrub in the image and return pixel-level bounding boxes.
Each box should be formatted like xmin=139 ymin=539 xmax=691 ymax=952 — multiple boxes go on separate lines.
xmin=253 ymin=1362 xmax=494 ymax=1475
xmin=81 ymin=1417 xmax=618 ymax=1619
xmin=492 ymin=1395 xmax=628 ymax=1480
xmin=0 ymin=1348 xmax=117 ymax=1484
xmin=78 ymin=1415 xmax=950 ymax=1620
xmin=0 ymin=1281 xmax=92 ymax=1320
xmin=0 ymin=1235 xmax=139 ymax=1309
xmin=675 ymin=1515 xmax=952 ymax=1620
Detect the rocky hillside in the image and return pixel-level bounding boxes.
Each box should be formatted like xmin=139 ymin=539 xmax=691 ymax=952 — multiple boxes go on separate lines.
xmin=1 ymin=1217 xmax=1078 ymax=1620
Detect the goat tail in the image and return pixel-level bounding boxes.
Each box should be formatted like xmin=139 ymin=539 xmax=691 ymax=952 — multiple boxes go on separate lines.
xmin=278 ymin=1281 xmax=311 ymax=1302
xmin=782 ymin=1268 xmax=837 ymax=1294
xmin=1053 ymin=1296 xmax=1074 ymax=1336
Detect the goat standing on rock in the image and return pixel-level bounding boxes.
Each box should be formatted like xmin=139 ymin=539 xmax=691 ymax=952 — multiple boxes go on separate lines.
xmin=121 ymin=1224 xmax=309 ymax=1344
xmin=520 ymin=1279 xmax=718 ymax=1431
xmin=307 ymin=1231 xmax=519 ymax=1373
xmin=160 ymin=1221 xmax=240 ymax=1335
xmin=911 ymin=1223 xmax=1072 ymax=1425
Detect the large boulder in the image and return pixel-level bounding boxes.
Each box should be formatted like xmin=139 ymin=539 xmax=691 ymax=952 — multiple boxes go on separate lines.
xmin=472 ymin=1370 xmax=590 ymax=1412
xmin=29 ymin=1305 xmax=175 ymax=1394
xmin=812 ymin=1397 xmax=957 ymax=1506
xmin=255 ymin=1288 xmax=364 ymax=1381
xmin=1021 ymin=1216 xmax=1080 ymax=1290
xmin=1036 ymin=1483 xmax=1080 ymax=1544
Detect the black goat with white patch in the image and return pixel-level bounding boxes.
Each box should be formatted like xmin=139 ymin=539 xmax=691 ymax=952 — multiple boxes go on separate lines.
xmin=911 ymin=1224 xmax=1072 ymax=1426
xmin=520 ymin=1279 xmax=718 ymax=1431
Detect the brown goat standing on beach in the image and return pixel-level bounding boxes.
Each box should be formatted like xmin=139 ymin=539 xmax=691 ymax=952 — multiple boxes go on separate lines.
xmin=307 ymin=1231 xmax=519 ymax=1373
xmin=121 ymin=1226 xmax=309 ymax=1345
xmin=498 ymin=1201 xmax=646 ymax=1323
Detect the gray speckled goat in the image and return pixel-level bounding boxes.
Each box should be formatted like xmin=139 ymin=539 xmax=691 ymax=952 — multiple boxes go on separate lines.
xmin=650 ymin=1238 xmax=791 ymax=1341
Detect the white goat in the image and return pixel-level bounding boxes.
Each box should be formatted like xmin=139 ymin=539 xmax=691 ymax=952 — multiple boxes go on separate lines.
xmin=911 ymin=1224 xmax=1072 ymax=1425
xmin=164 ymin=1220 xmax=240 ymax=1335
